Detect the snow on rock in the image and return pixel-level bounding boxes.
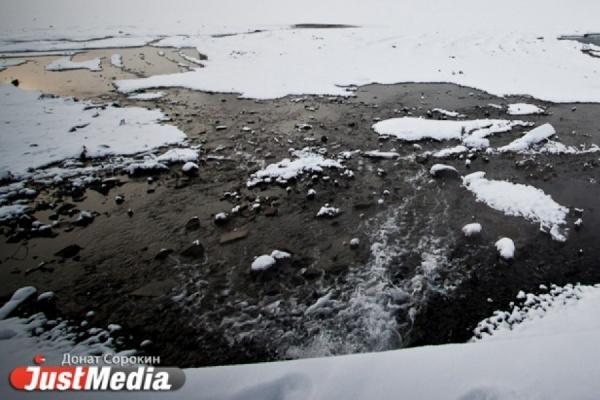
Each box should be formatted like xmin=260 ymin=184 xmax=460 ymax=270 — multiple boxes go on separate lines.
xmin=432 ymin=145 xmax=468 ymax=158
xmin=182 ymin=162 xmax=199 ymax=174
xmin=362 ymin=150 xmax=400 ymax=159
xmin=127 ymin=91 xmax=166 ymax=101
xmin=495 ymin=237 xmax=515 ymax=259
xmin=0 ymin=84 xmax=186 ymax=177
xmin=0 ymin=204 xmax=29 ymax=221
xmin=463 ymin=172 xmax=568 ymax=241
xmin=507 ymin=103 xmax=545 ymax=115
xmin=251 ymin=250 xmax=291 ymax=271
xmin=123 ymin=159 xmax=168 ymax=175
xmin=247 ymin=148 xmax=343 ymax=187
xmin=498 ymin=123 xmax=556 ymax=153
xmin=110 ymin=53 xmax=123 ymax=68
xmin=462 ymin=223 xmax=482 ymax=237
xmin=429 ymin=163 xmax=459 ymax=178
xmin=156 ymin=148 xmax=198 ymax=163
xmin=372 ymin=117 xmax=530 ymax=149
xmin=316 ymin=204 xmax=340 ymax=218
xmin=45 ymin=56 xmax=102 ymax=71
xmin=431 ymin=108 xmax=465 ymax=118
xmin=0 ymin=286 xmax=37 ymax=319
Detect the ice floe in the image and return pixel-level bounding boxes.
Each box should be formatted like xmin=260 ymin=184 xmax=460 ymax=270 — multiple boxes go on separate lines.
xmin=463 ymin=172 xmax=569 ymax=241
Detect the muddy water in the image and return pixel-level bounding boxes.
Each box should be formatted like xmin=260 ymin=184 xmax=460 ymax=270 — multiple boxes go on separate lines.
xmin=1 ymin=50 xmax=600 ymax=366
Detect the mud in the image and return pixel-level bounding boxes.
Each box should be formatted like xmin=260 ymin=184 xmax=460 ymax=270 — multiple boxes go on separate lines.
xmin=1 ymin=48 xmax=600 ymax=367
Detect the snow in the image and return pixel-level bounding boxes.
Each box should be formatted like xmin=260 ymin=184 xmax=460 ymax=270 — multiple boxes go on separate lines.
xmin=123 ymin=159 xmax=168 ymax=175
xmin=362 ymin=150 xmax=400 ymax=159
xmin=156 ymin=148 xmax=198 ymax=163
xmin=0 ymin=58 xmax=26 ymax=71
xmin=497 ymin=123 xmax=556 ymax=152
xmin=433 ymin=145 xmax=468 ymax=158
xmin=506 ymin=103 xmax=545 ymax=115
xmin=495 ymin=238 xmax=515 ymax=259
xmin=462 ymin=223 xmax=482 ymax=237
xmin=110 ymin=53 xmax=123 ymax=68
xmin=128 ymin=91 xmax=166 ymax=101
xmin=45 ymin=56 xmax=102 ymax=71
xmin=429 ymin=163 xmax=458 ymax=177
xmin=251 ymin=255 xmax=276 ymax=271
xmin=0 ymin=286 xmax=37 ymax=319
xmin=431 ymin=108 xmax=464 ymax=118
xmin=0 ymin=204 xmax=29 ymax=221
xmin=0 ymin=84 xmax=186 ymax=177
xmin=317 ymin=204 xmax=340 ymax=218
xmin=271 ymin=250 xmax=291 ymax=260
xmin=247 ymin=148 xmax=343 ymax=187
xmin=372 ymin=117 xmax=529 ymax=149
xmin=463 ymin=172 xmax=569 ymax=241
xmin=182 ymin=162 xmax=198 ymax=173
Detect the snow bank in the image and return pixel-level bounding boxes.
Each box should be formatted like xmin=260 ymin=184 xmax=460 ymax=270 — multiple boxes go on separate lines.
xmin=247 ymin=148 xmax=343 ymax=187
xmin=506 ymin=103 xmax=545 ymax=115
xmin=463 ymin=172 xmax=569 ymax=241
xmin=45 ymin=56 xmax=102 ymax=71
xmin=498 ymin=123 xmax=556 ymax=152
xmin=0 ymin=84 xmax=186 ymax=177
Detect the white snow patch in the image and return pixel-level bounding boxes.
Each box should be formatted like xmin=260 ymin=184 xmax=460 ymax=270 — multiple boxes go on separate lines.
xmin=0 ymin=84 xmax=186 ymax=177
xmin=498 ymin=123 xmax=556 ymax=152
xmin=431 ymin=108 xmax=464 ymax=118
xmin=433 ymin=145 xmax=468 ymax=158
xmin=0 ymin=58 xmax=25 ymax=71
xmin=507 ymin=103 xmax=545 ymax=115
xmin=110 ymin=53 xmax=123 ymax=68
xmin=247 ymin=148 xmax=343 ymax=187
xmin=429 ymin=163 xmax=458 ymax=177
xmin=156 ymin=148 xmax=198 ymax=163
xmin=463 ymin=172 xmax=568 ymax=240
xmin=45 ymin=56 xmax=102 ymax=71
xmin=0 ymin=204 xmax=29 ymax=221
xmin=316 ymin=205 xmax=340 ymax=218
xmin=362 ymin=150 xmax=400 ymax=159
xmin=127 ymin=91 xmax=166 ymax=101
xmin=0 ymin=286 xmax=37 ymax=319
xmin=251 ymin=255 xmax=276 ymax=271
xmin=462 ymin=223 xmax=482 ymax=237
xmin=495 ymin=238 xmax=515 ymax=259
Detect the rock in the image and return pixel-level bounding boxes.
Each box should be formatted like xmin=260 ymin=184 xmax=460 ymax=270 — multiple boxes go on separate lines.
xmin=181 ymin=240 xmax=205 ymax=258
xmin=115 ymin=195 xmax=125 ymax=205
xmin=72 ymin=211 xmax=94 ymax=226
xmin=186 ymin=216 xmax=200 ymax=230
xmin=264 ymin=206 xmax=278 ymax=217
xmin=306 ymin=188 xmax=316 ymax=200
xmin=219 ymin=228 xmax=249 ymax=244
xmin=182 ymin=162 xmax=199 ymax=176
xmin=130 ymin=279 xmax=176 ymax=297
xmin=11 ymin=79 xmax=19 ymax=87
xmin=54 ymin=244 xmax=82 ymax=258
xmin=349 ymin=238 xmax=360 ymax=249
xmin=415 ymin=153 xmax=430 ymax=164
xmin=127 ymin=209 xmax=134 ymax=217
xmin=155 ymin=248 xmax=174 ymax=260
xmin=430 ymin=164 xmax=460 ymax=179
xmin=214 ymin=212 xmax=229 ymax=225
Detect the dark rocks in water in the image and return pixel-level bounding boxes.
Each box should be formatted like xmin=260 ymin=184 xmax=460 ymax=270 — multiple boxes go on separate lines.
xmin=54 ymin=244 xmax=82 ymax=258
xmin=181 ymin=240 xmax=205 ymax=258
xmin=155 ymin=248 xmax=174 ymax=260
xmin=219 ymin=228 xmax=249 ymax=245
xmin=186 ymin=216 xmax=200 ymax=231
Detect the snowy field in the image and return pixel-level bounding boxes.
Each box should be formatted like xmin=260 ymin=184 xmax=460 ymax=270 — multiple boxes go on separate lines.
xmin=1 ymin=1 xmax=600 ymax=399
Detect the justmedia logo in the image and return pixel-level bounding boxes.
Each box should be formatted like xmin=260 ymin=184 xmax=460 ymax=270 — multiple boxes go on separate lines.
xmin=9 ymin=354 xmax=186 ymax=391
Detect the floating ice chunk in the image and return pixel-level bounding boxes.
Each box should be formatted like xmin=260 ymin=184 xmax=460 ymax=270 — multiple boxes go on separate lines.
xmin=247 ymin=148 xmax=343 ymax=187
xmin=507 ymin=103 xmax=545 ymax=115
xmin=110 ymin=54 xmax=123 ymax=68
xmin=498 ymin=124 xmax=556 ymax=153
xmin=317 ymin=204 xmax=340 ymax=218
xmin=463 ymin=172 xmax=568 ymax=240
xmin=251 ymin=255 xmax=276 ymax=271
xmin=128 ymin=91 xmax=166 ymax=101
xmin=495 ymin=237 xmax=515 ymax=259
xmin=157 ymin=148 xmax=198 ymax=163
xmin=0 ymin=286 xmax=37 ymax=319
xmin=46 ymin=56 xmax=102 ymax=71
xmin=462 ymin=223 xmax=482 ymax=237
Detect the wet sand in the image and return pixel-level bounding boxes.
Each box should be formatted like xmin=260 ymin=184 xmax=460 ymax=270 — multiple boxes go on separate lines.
xmin=1 ymin=48 xmax=600 ymax=366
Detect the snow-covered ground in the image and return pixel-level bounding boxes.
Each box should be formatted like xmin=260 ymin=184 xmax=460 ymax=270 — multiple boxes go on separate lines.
xmin=2 ymin=283 xmax=600 ymax=399
xmin=1 ymin=1 xmax=599 ymax=101
xmin=0 ymin=84 xmax=186 ymax=177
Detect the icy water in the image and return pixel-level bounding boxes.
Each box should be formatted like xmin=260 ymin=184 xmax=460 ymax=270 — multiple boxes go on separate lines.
xmin=1 ymin=47 xmax=600 ymax=367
